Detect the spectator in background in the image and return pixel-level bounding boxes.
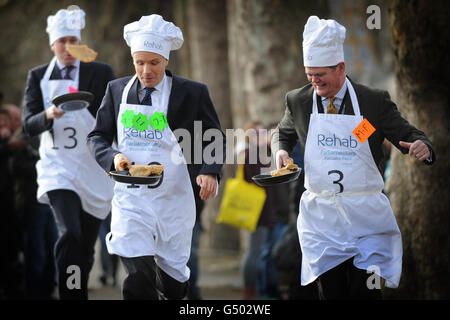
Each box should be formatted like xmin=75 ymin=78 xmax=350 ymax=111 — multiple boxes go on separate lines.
xmin=1 ymin=104 xmax=35 ymax=299
xmin=240 ymin=120 xmax=277 ymax=300
xmin=6 ymin=104 xmax=58 ymax=299
xmin=0 ymin=107 xmax=17 ymax=299
xmin=256 ymin=124 xmax=290 ymax=299
xmin=4 ymin=104 xmax=21 ymax=138
xmin=0 ymin=108 xmax=11 ymax=138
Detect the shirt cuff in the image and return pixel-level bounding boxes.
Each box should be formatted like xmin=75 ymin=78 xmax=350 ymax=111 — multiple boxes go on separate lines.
xmin=425 ymin=149 xmax=433 ymax=164
xmin=215 ymin=178 xmax=219 ymax=197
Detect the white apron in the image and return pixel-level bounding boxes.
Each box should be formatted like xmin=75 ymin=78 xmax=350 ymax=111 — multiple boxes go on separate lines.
xmin=107 ymin=75 xmax=196 ymax=283
xmin=36 ymin=56 xmax=114 ymax=219
xmin=298 ymin=78 xmax=402 ymax=288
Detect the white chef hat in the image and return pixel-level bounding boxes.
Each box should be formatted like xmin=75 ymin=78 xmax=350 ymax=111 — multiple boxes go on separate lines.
xmin=46 ymin=8 xmax=85 ymax=45
xmin=123 ymin=14 xmax=183 ymax=60
xmin=302 ymin=16 xmax=346 ymax=67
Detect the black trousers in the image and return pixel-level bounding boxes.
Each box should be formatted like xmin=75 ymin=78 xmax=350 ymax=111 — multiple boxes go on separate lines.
xmin=120 ymin=256 xmax=188 ymax=300
xmin=316 ymin=257 xmax=383 ymax=300
xmin=47 ymin=189 xmax=102 ymax=300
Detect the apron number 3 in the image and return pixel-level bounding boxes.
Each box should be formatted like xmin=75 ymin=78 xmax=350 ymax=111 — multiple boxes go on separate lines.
xmin=328 ymin=170 xmax=344 ymax=193
xmin=50 ymin=127 xmax=78 ymax=149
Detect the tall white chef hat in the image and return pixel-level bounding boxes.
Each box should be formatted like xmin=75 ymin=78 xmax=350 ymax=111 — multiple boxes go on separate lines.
xmin=302 ymin=16 xmax=346 ymax=67
xmin=46 ymin=8 xmax=85 ymax=45
xmin=123 ymin=14 xmax=183 ymax=60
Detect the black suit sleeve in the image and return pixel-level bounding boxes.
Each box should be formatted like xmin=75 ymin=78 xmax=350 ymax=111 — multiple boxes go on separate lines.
xmin=22 ymin=69 xmax=53 ymax=137
xmin=197 ymin=84 xmax=226 ymax=180
xmin=105 ymin=65 xmax=115 ymax=85
xmin=271 ymin=93 xmax=299 ymax=157
xmin=86 ymin=82 xmax=120 ymax=172
xmin=378 ymin=91 xmax=435 ymax=165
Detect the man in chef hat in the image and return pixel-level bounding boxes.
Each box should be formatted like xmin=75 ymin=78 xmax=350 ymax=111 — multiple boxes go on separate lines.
xmin=271 ymin=16 xmax=435 ymax=299
xmin=87 ymin=14 xmax=225 ymax=300
xmin=22 ymin=7 xmax=115 ymax=300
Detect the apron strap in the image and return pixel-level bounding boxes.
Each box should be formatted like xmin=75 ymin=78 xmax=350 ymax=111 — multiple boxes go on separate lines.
xmin=122 ymin=74 xmax=138 ymax=104
xmin=345 ymin=78 xmax=360 ymax=116
xmin=42 ymin=57 xmax=57 ymax=82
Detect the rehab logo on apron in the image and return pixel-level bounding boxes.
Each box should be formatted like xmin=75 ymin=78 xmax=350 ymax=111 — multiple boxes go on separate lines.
xmin=119 ymin=108 xmax=167 ymax=151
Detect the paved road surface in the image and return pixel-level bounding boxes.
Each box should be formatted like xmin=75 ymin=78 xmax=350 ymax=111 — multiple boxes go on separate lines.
xmin=87 ymin=240 xmax=243 ymax=300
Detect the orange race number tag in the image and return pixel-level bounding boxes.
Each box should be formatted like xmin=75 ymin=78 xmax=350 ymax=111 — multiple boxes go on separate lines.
xmin=352 ymin=118 xmax=375 ymax=144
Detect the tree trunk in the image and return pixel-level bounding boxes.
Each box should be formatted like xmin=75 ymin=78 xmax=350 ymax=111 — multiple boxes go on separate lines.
xmin=386 ymin=0 xmax=450 ymax=299
xmin=185 ymin=0 xmax=239 ymax=253
xmin=226 ymin=0 xmax=327 ymax=129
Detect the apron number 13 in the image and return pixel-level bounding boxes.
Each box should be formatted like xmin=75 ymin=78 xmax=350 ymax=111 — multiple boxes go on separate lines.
xmin=328 ymin=170 xmax=344 ymax=193
xmin=50 ymin=127 xmax=78 ymax=149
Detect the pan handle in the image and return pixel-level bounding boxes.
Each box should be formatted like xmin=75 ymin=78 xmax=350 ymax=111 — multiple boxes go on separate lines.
xmin=147 ymin=161 xmax=164 ymax=189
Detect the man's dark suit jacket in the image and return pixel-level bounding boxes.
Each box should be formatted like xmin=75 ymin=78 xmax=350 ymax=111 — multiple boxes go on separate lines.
xmin=22 ymin=60 xmax=115 ymax=137
xmin=272 ymin=78 xmax=435 ymax=174
xmin=86 ymin=70 xmax=225 ymax=190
